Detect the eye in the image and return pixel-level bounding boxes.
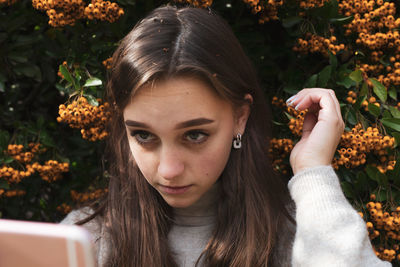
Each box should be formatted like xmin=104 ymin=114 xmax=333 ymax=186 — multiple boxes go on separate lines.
xmin=130 ymin=130 xmax=157 ymax=145
xmin=184 ymin=130 xmax=209 ymax=143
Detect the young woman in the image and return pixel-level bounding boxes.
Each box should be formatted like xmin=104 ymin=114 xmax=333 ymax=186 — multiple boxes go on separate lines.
xmin=61 ymin=5 xmax=392 ymax=267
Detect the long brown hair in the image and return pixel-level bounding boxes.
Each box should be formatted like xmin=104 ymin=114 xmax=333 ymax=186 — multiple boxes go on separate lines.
xmin=78 ymin=4 xmax=295 ymax=266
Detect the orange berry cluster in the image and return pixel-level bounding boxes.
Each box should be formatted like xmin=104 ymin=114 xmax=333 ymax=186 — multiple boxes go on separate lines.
xmin=32 ymin=0 xmax=123 ymax=27
xmin=57 ymin=96 xmax=111 ymax=141
xmin=0 ymin=165 xmax=35 ymax=183
xmin=362 ymin=194 xmax=400 ymax=262
xmin=288 ymin=106 xmax=307 ymax=136
xmin=340 ymin=1 xmax=397 ymax=37
xmin=375 ymin=56 xmax=400 ymax=87
xmin=1 ymin=143 xmax=69 ymax=183
xmin=0 ymin=0 xmax=18 ymax=5
xmin=70 ymin=188 xmax=108 ymax=203
xmin=0 ymin=143 xmax=45 ymax=183
xmin=6 ymin=143 xmax=42 ymax=164
xmin=269 ymin=138 xmax=293 ymax=174
xmin=339 ymin=0 xmax=400 ymax=88
xmin=102 ymin=57 xmax=112 ymax=70
xmin=271 ymin=96 xmax=286 ymax=109
xmin=293 ymin=33 xmax=346 ymax=56
xmin=299 ymin=0 xmax=329 ymax=9
xmin=332 ymin=124 xmax=395 ymax=170
xmin=57 ymin=61 xmax=69 ymax=79
xmin=271 ymin=96 xmax=307 ymax=136
xmin=56 ymin=203 xmax=72 ymax=214
xmin=84 ymin=0 xmax=124 ymax=23
xmin=242 ymin=0 xmax=282 ymax=23
xmin=0 ymin=189 xmax=26 ymax=197
xmin=31 ymin=160 xmax=69 ymax=182
xmin=346 ymin=90 xmax=381 ymax=112
xmin=173 ymin=0 xmax=213 ymax=8
xmin=373 ymin=155 xmax=396 ymax=174
xmin=32 ymin=0 xmax=85 ymax=27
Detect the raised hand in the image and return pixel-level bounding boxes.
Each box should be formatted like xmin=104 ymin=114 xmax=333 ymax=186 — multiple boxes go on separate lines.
xmin=286 ymin=88 xmax=345 ymax=175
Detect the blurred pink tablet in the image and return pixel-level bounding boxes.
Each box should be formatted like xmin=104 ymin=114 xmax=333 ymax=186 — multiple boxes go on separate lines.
xmin=0 ymin=218 xmax=96 ymax=267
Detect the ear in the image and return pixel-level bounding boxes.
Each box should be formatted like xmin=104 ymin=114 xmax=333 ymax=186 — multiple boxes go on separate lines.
xmin=234 ymin=94 xmax=253 ymax=136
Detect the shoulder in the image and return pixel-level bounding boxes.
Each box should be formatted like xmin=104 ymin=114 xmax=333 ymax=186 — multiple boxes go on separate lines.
xmin=59 ymin=207 xmax=107 ymax=266
xmin=59 ymin=206 xmax=103 ymax=244
xmin=60 ymin=206 xmax=96 ymax=224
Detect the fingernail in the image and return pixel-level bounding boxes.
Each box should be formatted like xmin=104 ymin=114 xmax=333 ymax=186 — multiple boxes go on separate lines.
xmin=295 ymin=103 xmax=300 ymax=110
xmin=286 ymin=95 xmax=297 ymax=106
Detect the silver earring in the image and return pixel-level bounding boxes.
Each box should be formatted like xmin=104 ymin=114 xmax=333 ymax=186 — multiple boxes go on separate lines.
xmin=233 ymin=133 xmax=242 ymax=149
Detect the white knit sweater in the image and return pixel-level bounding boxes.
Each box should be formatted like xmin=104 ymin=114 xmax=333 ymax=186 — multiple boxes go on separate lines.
xmin=60 ymin=165 xmax=392 ymax=266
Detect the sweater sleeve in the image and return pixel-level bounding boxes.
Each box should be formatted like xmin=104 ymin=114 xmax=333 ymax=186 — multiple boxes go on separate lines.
xmin=59 ymin=207 xmax=106 ymax=266
xmin=288 ymin=165 xmax=392 ymax=267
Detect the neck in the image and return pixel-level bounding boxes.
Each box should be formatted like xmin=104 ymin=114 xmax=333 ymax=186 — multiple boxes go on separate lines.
xmin=172 ymin=181 xmax=220 ymax=226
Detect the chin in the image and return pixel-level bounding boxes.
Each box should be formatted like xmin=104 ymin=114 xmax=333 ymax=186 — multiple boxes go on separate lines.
xmin=163 ymin=195 xmax=198 ymax=208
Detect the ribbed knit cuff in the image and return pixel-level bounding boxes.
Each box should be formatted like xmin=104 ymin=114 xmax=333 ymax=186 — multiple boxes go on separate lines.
xmin=288 ymin=165 xmax=340 ymax=200
xmin=287 ymin=165 xmax=355 ymax=220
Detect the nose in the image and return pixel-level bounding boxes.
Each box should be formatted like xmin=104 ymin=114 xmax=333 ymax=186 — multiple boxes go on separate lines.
xmin=157 ymin=147 xmax=184 ymax=180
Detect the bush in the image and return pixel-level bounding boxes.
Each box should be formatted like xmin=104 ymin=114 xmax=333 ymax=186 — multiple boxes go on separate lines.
xmin=1 ymin=0 xmax=400 ymax=263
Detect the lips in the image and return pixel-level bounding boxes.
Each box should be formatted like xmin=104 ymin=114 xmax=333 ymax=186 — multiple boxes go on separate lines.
xmin=158 ymin=184 xmax=192 ymax=194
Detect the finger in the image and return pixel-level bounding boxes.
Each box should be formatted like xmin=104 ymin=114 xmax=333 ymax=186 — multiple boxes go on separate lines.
xmin=301 ymin=112 xmax=318 ymax=139
xmin=290 ymin=89 xmax=337 ymax=122
xmin=327 ymin=90 xmax=344 ymax=128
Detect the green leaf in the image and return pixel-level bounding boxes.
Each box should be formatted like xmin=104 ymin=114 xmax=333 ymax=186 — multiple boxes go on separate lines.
xmin=389 ymin=86 xmax=397 ymax=100
xmin=365 ymin=165 xmax=380 ymax=182
xmin=354 ymin=171 xmax=369 ymax=193
xmin=383 ymin=109 xmax=392 ymax=119
xmin=367 ymin=103 xmax=380 ymax=117
xmin=85 ymin=94 xmax=99 ymax=107
xmin=354 ymin=50 xmax=365 ymax=57
xmin=8 ymin=53 xmax=28 ymax=63
xmin=284 ymin=111 xmax=294 ymax=120
xmin=345 ymin=107 xmax=357 ymax=125
xmin=389 ymin=156 xmax=400 ymax=186
xmin=370 ymin=78 xmax=387 ymax=102
xmin=360 ymin=82 xmax=368 ymax=97
xmin=329 ymin=16 xmax=353 ymax=24
xmin=272 ymin=120 xmax=286 ymax=126
xmin=317 ymin=66 xmax=332 ymax=87
xmin=388 ymin=156 xmax=400 ymax=183
xmin=329 ymin=51 xmax=338 ymax=70
xmin=37 ymin=116 xmax=45 ymax=129
xmin=83 ymin=77 xmax=102 ymax=87
xmin=0 ymin=180 xmax=9 ymax=190
xmin=282 ymin=17 xmax=303 ymax=28
xmin=377 ymin=171 xmax=388 ymax=187
xmin=283 ymin=85 xmax=300 ymax=94
xmin=59 ymin=65 xmax=73 ymax=84
xmin=336 ymin=76 xmax=356 ymax=89
xmin=353 ymin=94 xmax=367 ymax=111
xmin=392 ymin=132 xmax=400 ymax=148
xmin=341 ymin=181 xmax=355 ymax=199
xmin=349 ymin=69 xmax=363 ymax=84
xmin=376 ymin=190 xmax=387 ymax=201
xmin=0 ymin=130 xmax=10 ymax=150
xmin=381 ymin=118 xmax=400 ymax=131
xmin=365 ymin=165 xmax=388 ymax=187
xmin=389 ymin=106 xmax=400 ymax=119
xmin=304 ymin=74 xmax=318 ymax=88
xmin=3 ymin=157 xmax=14 ymax=164
xmin=14 ymin=64 xmax=42 ymax=81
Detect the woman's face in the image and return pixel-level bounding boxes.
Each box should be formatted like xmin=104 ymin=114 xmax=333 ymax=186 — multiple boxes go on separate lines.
xmin=123 ymin=76 xmax=249 ymax=208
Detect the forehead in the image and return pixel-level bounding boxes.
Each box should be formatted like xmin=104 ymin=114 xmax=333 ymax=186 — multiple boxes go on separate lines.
xmin=123 ymin=77 xmax=233 ymax=121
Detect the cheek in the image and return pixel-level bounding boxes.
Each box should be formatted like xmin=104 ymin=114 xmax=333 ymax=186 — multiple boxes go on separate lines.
xmin=195 ymin=138 xmax=232 ymax=182
xmin=127 ymin=141 xmax=157 ymax=184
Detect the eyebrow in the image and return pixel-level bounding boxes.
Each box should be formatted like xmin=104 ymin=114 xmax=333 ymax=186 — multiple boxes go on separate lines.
xmin=124 ymin=118 xmax=215 ymax=130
